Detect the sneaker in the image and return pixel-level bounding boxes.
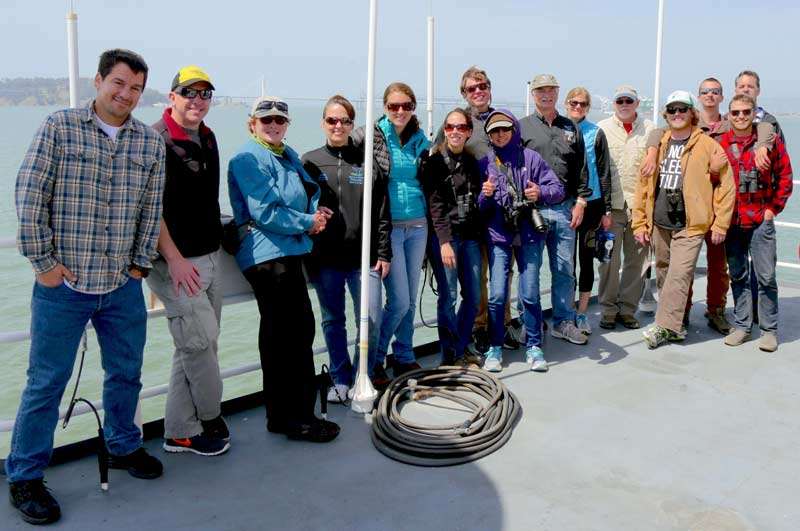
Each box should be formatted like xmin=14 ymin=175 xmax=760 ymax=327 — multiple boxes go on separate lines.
xmin=526 ymin=346 xmax=548 ymax=372
xmin=503 ymin=325 xmax=520 ymax=349
xmin=9 ymin=479 xmax=61 ymax=525
xmin=393 ymin=361 xmax=421 ymax=377
xmin=483 ymin=347 xmax=503 ymax=372
xmin=327 ymin=383 xmax=350 ymax=404
xmin=463 ymin=351 xmax=483 ymax=365
xmin=551 ymin=321 xmax=588 ymax=345
xmin=163 ymin=435 xmax=230 ymax=456
xmin=372 ymin=364 xmax=391 ymax=390
xmin=642 ymin=325 xmax=684 ymax=349
xmin=108 ymin=447 xmax=163 ymax=479
xmin=201 ymin=415 xmax=230 ymax=442
xmin=285 ymin=417 xmax=340 ymax=443
xmin=759 ymin=331 xmax=778 ymax=352
xmin=471 ymin=328 xmax=490 ymax=355
xmin=617 ymin=314 xmax=640 ymax=329
xmin=706 ymin=308 xmax=733 ymax=335
xmin=724 ymin=328 xmax=751 ymax=347
xmin=599 ymin=314 xmax=617 ymax=330
xmin=456 ymin=358 xmax=481 ymax=369
xmin=575 ymin=313 xmax=592 ymax=335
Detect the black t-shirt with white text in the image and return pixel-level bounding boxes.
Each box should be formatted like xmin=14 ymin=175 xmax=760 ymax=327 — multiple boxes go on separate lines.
xmin=654 ymin=137 xmax=688 ymax=229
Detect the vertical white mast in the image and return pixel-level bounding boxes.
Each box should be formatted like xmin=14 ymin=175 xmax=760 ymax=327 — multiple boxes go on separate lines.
xmin=525 ymin=81 xmax=531 ymax=116
xmin=66 ymin=1 xmax=79 ymax=108
xmin=653 ymin=0 xmax=665 ymax=123
xmin=426 ymin=14 xmax=435 ymax=139
xmin=352 ymin=0 xmax=379 ymax=414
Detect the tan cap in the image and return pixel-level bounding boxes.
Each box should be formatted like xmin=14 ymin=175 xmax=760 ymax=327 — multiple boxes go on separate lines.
xmin=531 ymin=73 xmax=559 ymax=90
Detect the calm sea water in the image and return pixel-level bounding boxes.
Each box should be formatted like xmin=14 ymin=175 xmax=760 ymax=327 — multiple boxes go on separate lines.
xmin=1 ymin=104 xmax=798 ymax=454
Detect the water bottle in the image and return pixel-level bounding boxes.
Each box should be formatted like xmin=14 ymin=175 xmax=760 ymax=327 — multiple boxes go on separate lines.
xmin=595 ymin=230 xmax=615 ymax=264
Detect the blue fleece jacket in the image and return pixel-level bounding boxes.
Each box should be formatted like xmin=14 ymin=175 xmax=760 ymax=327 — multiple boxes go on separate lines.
xmin=377 ymin=115 xmax=430 ymax=221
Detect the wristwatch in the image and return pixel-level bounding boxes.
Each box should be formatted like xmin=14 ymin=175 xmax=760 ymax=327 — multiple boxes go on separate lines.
xmin=128 ymin=264 xmax=150 ymax=278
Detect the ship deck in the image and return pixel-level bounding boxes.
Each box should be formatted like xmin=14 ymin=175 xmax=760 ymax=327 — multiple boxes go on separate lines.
xmin=2 ymin=276 xmax=799 ymax=531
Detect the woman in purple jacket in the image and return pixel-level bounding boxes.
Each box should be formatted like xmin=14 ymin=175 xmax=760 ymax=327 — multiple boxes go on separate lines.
xmin=478 ymin=110 xmax=564 ymax=373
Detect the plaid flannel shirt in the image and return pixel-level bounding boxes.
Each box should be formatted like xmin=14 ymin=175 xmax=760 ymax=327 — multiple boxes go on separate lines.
xmin=16 ymin=102 xmax=166 ymax=294
xmin=717 ymin=130 xmax=793 ymax=229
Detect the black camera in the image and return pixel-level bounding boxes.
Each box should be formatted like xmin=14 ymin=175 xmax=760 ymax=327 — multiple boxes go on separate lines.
xmin=738 ymin=169 xmax=760 ymax=194
xmin=530 ymin=204 xmax=547 ymax=232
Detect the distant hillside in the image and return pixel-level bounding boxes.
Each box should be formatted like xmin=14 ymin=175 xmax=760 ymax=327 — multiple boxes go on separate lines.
xmin=0 ymin=77 xmax=167 ymax=106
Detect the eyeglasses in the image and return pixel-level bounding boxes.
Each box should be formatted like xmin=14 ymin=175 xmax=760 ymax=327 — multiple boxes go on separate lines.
xmin=444 ymin=123 xmax=471 ymax=132
xmin=729 ymin=109 xmax=753 ymax=117
xmin=488 ymin=126 xmax=513 ymax=134
xmin=259 ymin=116 xmax=288 ymax=125
xmin=666 ymin=105 xmax=690 ymax=115
xmin=177 ymin=87 xmax=213 ymax=100
xmin=699 ymin=87 xmax=722 ymax=95
xmin=465 ymin=82 xmax=491 ymax=94
xmin=568 ymin=100 xmax=589 ymax=108
xmin=324 ymin=117 xmax=354 ymax=126
xmin=386 ymin=102 xmax=415 ymax=112
xmin=255 ymin=100 xmax=289 ymax=113
xmin=615 ymin=98 xmax=635 ymax=105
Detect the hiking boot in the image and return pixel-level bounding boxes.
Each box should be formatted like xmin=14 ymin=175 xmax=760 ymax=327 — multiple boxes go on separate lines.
xmin=551 ymin=321 xmax=588 ymax=345
xmin=617 ymin=314 xmax=640 ymax=329
xmin=462 ymin=351 xmax=483 ymax=365
xmin=326 ymin=383 xmax=350 ymax=404
xmin=9 ymin=478 xmax=61 ymax=525
xmin=471 ymin=328 xmax=489 ymax=355
xmin=201 ymin=415 xmax=230 ymax=442
xmin=575 ymin=313 xmax=592 ymax=335
xmin=163 ymin=435 xmax=230 ymax=456
xmin=706 ymin=308 xmax=733 ymax=335
xmin=483 ymin=346 xmax=503 ymax=372
xmin=599 ymin=314 xmax=617 ymax=330
xmin=109 ymin=447 xmax=163 ymax=479
xmin=526 ymin=346 xmax=548 ymax=373
xmin=372 ymin=364 xmax=391 ymax=390
xmin=503 ymin=325 xmax=520 ymax=349
xmin=759 ymin=331 xmax=778 ymax=352
xmin=393 ymin=361 xmax=421 ymax=377
xmin=724 ymin=328 xmax=751 ymax=347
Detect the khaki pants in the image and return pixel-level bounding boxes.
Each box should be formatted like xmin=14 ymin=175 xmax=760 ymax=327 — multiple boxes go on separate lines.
xmin=652 ymin=226 xmax=704 ymax=332
xmin=598 ymin=209 xmax=648 ymax=317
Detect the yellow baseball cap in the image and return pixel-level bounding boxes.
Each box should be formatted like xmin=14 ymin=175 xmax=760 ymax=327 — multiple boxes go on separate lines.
xmin=171 ymin=66 xmax=215 ymax=91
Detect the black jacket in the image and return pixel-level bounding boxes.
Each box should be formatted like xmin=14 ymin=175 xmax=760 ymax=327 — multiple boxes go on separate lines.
xmin=302 ymin=140 xmax=392 ymax=272
xmin=152 ymin=109 xmax=221 ymax=258
xmin=421 ymin=148 xmax=482 ymax=243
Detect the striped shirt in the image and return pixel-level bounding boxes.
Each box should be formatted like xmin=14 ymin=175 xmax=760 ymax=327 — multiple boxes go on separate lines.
xmin=15 ymin=102 xmax=166 ymax=294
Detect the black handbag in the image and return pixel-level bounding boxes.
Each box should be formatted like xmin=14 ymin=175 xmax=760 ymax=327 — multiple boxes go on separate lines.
xmin=221 ymin=219 xmax=254 ymax=255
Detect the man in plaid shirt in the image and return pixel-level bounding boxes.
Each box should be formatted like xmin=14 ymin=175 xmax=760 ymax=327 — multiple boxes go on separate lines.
xmin=719 ymin=94 xmax=793 ymax=352
xmin=6 ymin=49 xmax=166 ymax=525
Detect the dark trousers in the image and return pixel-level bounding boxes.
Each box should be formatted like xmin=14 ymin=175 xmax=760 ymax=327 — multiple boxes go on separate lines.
xmin=244 ymin=255 xmax=317 ymax=426
xmin=575 ymin=198 xmax=605 ymax=293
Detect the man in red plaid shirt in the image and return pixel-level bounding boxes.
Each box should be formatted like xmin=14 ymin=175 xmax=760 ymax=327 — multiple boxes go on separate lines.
xmin=718 ymin=94 xmax=793 ymax=352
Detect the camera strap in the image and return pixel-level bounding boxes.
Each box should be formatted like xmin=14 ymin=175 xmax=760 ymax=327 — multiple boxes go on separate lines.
xmin=494 ymin=147 xmax=525 ymax=204
xmin=442 ymin=149 xmax=472 ymax=199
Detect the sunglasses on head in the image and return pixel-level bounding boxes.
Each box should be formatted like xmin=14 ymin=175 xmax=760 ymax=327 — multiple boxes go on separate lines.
xmin=444 ymin=123 xmax=471 ymax=132
xmin=259 ymin=116 xmax=288 ymax=125
xmin=568 ymin=100 xmax=589 ymax=108
xmin=729 ymin=109 xmax=753 ymax=117
xmin=465 ymin=82 xmax=491 ymax=94
xmin=615 ymin=98 xmax=635 ymax=105
xmin=386 ymin=101 xmax=415 ymax=112
xmin=177 ymin=87 xmax=213 ymax=100
xmin=699 ymin=87 xmax=722 ymax=95
xmin=325 ymin=116 xmax=354 ymax=126
xmin=666 ymin=105 xmax=690 ymax=115
xmin=255 ymin=100 xmax=289 ymax=113
xmin=489 ymin=126 xmax=513 ymax=134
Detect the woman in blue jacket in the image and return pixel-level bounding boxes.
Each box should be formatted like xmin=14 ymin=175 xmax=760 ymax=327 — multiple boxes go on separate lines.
xmin=228 ymin=96 xmax=339 ymax=442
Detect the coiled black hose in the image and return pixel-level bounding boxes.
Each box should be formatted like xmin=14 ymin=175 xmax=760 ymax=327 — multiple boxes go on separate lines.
xmin=371 ymin=366 xmax=522 ymax=467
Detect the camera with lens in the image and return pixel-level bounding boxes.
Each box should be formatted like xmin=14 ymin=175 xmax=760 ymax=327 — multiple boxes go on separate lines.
xmin=738 ymin=168 xmax=760 ymax=194
xmin=665 ymin=189 xmax=684 ymax=214
xmin=529 ymin=203 xmax=547 ymax=233
xmin=455 ymin=192 xmax=474 ymax=224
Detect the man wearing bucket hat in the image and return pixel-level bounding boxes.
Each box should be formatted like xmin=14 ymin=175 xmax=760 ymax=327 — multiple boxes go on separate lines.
xmin=632 ymin=90 xmax=735 ymax=349
xmin=148 ymin=66 xmax=230 ymax=457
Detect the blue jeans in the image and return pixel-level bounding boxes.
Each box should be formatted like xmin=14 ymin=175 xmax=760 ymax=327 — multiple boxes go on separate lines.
xmin=5 ymin=279 xmax=147 ymax=482
xmin=541 ymin=201 xmax=577 ymax=326
xmin=377 ymin=225 xmax=428 ymax=365
xmin=488 ymin=241 xmax=545 ymax=349
xmin=429 ymin=234 xmax=482 ymax=362
xmin=726 ymin=221 xmax=779 ymax=333
xmin=313 ymin=267 xmax=383 ymax=386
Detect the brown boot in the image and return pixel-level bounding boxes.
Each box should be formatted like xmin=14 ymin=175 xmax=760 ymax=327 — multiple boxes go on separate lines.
xmin=706 ymin=307 xmax=732 ymax=335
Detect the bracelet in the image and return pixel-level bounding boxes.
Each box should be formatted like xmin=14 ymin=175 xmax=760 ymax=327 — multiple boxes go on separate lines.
xmin=576 ymin=198 xmax=587 ymax=206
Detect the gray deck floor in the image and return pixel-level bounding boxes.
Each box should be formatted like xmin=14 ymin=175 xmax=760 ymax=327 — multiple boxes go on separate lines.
xmin=3 ymin=279 xmax=800 ymax=531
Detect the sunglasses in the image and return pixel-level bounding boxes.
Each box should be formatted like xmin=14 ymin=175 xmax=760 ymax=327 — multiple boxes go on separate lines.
xmin=465 ymin=82 xmax=491 ymax=94
xmin=444 ymin=123 xmax=471 ymax=132
xmin=615 ymin=98 xmax=635 ymax=105
xmin=666 ymin=105 xmax=690 ymax=115
xmin=386 ymin=101 xmax=415 ymax=112
xmin=177 ymin=87 xmax=213 ymax=100
xmin=568 ymin=100 xmax=590 ymax=108
xmin=729 ymin=109 xmax=753 ymax=117
xmin=324 ymin=116 xmax=354 ymax=126
xmin=699 ymin=87 xmax=722 ymax=95
xmin=259 ymin=116 xmax=288 ymax=125
xmin=489 ymin=126 xmax=513 ymax=134
xmin=255 ymin=100 xmax=289 ymax=114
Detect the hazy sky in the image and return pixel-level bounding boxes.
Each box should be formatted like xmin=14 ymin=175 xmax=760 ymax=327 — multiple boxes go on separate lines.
xmin=2 ymin=0 xmax=799 ymax=105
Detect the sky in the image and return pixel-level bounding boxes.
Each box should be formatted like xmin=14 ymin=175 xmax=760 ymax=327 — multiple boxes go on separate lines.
xmin=2 ymin=0 xmax=799 ymax=107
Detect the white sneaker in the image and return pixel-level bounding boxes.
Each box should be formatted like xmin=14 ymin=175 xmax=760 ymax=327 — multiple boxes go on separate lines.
xmin=526 ymin=346 xmax=548 ymax=372
xmin=483 ymin=347 xmax=503 ymax=372
xmin=327 ymin=384 xmax=350 ymax=404
xmin=551 ymin=320 xmax=588 ymax=345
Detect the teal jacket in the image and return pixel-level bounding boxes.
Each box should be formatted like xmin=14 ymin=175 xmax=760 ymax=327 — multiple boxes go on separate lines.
xmin=377 ymin=115 xmax=430 ymax=221
xmin=228 ymin=139 xmax=320 ymax=271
